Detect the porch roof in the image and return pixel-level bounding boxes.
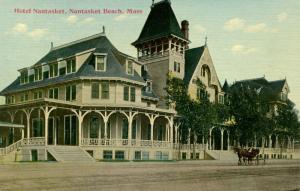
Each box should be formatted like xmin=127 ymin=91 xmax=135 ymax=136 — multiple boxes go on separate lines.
xmin=0 ymin=121 xmax=24 ymax=128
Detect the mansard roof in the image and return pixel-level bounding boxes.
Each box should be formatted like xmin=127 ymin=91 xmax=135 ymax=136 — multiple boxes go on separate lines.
xmin=132 ymin=0 xmax=187 ymax=46
xmin=184 ymin=46 xmax=205 ymax=84
xmin=0 ymin=33 xmax=145 ymax=95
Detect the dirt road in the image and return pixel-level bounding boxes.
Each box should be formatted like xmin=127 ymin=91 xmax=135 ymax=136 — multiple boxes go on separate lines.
xmin=0 ymin=160 xmax=299 ymax=191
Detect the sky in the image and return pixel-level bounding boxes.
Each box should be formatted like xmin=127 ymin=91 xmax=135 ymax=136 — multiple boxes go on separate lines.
xmin=0 ymin=0 xmax=299 ymax=112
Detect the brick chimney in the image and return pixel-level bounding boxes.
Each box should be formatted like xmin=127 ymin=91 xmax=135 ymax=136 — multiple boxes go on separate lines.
xmin=181 ymin=20 xmax=189 ymax=48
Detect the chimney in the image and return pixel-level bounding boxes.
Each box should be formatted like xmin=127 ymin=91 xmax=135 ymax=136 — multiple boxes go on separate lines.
xmin=181 ymin=20 xmax=189 ymax=40
xmin=181 ymin=20 xmax=189 ymax=48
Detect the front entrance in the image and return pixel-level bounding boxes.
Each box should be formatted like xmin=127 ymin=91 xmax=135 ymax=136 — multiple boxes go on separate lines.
xmin=64 ymin=115 xmax=77 ymax=145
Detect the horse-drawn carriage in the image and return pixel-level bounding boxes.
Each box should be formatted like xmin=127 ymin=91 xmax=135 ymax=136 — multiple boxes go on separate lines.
xmin=233 ymin=147 xmax=264 ymax=165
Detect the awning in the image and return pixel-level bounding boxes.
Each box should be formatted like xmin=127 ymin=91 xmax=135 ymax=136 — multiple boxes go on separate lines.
xmin=0 ymin=121 xmax=24 ymax=128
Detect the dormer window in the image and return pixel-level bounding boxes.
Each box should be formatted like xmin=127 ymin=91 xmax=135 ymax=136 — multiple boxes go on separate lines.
xmin=127 ymin=60 xmax=134 ymax=75
xmin=67 ymin=58 xmax=76 ymax=74
xmin=146 ymin=81 xmax=152 ymax=92
xmin=20 ymin=70 xmax=28 ymax=84
xmin=96 ymin=56 xmax=106 ymax=71
xmin=34 ymin=67 xmax=42 ymax=81
xmin=49 ymin=62 xmax=58 ymax=78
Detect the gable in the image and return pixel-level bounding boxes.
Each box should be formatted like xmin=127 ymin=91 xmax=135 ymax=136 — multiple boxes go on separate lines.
xmin=190 ymin=47 xmax=222 ymax=92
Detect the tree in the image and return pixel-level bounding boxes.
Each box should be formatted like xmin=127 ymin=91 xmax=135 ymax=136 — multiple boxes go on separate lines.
xmin=166 ymin=75 xmax=217 ymax=159
xmin=228 ymin=83 xmax=271 ymax=147
xmin=274 ymin=101 xmax=300 ymax=148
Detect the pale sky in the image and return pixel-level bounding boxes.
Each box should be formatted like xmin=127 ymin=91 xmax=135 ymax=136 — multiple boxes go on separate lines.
xmin=0 ymin=0 xmax=299 ymax=112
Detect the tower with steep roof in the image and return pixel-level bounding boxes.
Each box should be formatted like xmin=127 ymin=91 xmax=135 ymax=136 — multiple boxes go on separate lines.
xmin=132 ymin=0 xmax=189 ymax=107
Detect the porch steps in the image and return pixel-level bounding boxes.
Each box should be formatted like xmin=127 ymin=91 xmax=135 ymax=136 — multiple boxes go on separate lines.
xmin=205 ymin=150 xmax=237 ymax=161
xmin=47 ymin=146 xmax=95 ymax=162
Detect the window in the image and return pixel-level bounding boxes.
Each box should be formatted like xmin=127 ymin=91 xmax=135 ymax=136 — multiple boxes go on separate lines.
xmin=197 ymin=88 xmax=206 ymax=101
xmin=146 ymin=81 xmax=152 ymax=92
xmin=103 ymin=150 xmax=113 ymax=160
xmin=130 ymin=87 xmax=136 ymax=102
xmin=123 ymin=86 xmax=129 ymax=101
xmin=49 ymin=63 xmax=58 ymax=77
xmin=91 ymin=83 xmax=99 ymax=99
xmin=101 ymin=82 xmax=109 ymax=99
xmin=20 ymin=70 xmax=28 ymax=84
xmin=281 ymin=92 xmax=287 ymax=101
xmin=67 ymin=58 xmax=76 ymax=73
xmin=29 ymin=75 xmax=34 ymax=83
xmin=66 ymin=84 xmax=76 ymax=101
xmin=127 ymin=60 xmax=133 ymax=75
xmin=49 ymin=88 xmax=59 ymax=99
xmin=6 ymin=95 xmax=15 ymax=104
xmin=142 ymin=151 xmax=149 ymax=160
xmin=33 ymin=91 xmax=43 ymax=100
xmin=34 ymin=67 xmax=42 ymax=81
xmin=96 ymin=56 xmax=105 ymax=71
xmin=90 ymin=117 xmax=99 ymax=139
xmin=21 ymin=93 xmax=29 ymax=102
xmin=43 ymin=71 xmax=49 ymax=79
xmin=59 ymin=67 xmax=66 ymax=76
xmin=115 ymin=151 xmax=125 ymax=160
xmin=124 ymin=86 xmax=136 ymax=102
xmin=219 ymin=95 xmax=224 ymax=104
xmin=201 ymin=67 xmax=205 ymax=77
xmin=134 ymin=151 xmax=141 ymax=160
xmin=173 ymin=62 xmax=180 ymax=73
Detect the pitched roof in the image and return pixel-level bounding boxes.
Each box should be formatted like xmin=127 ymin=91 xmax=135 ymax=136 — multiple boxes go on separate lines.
xmin=0 ymin=34 xmax=145 ymax=95
xmin=184 ymin=46 xmax=205 ymax=84
xmin=229 ymin=77 xmax=287 ymax=101
xmin=132 ymin=0 xmax=186 ymax=46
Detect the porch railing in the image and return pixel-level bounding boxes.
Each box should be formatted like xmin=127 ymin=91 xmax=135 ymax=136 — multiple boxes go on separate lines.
xmin=22 ymin=137 xmax=45 ymax=146
xmin=0 ymin=139 xmax=23 ymax=155
xmin=81 ymin=138 xmax=171 ymax=148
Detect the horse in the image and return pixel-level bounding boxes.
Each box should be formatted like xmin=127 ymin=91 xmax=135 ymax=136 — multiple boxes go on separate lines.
xmin=233 ymin=147 xmax=260 ymax=165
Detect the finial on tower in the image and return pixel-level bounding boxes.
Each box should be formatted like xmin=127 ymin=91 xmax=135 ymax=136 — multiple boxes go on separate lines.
xmin=102 ymin=26 xmax=106 ymax=34
xmin=205 ymin=35 xmax=208 ymax=46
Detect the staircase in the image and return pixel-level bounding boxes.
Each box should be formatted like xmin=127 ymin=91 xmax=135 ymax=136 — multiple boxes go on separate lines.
xmin=47 ymin=146 xmax=95 ymax=162
xmin=205 ymin=150 xmax=237 ymax=161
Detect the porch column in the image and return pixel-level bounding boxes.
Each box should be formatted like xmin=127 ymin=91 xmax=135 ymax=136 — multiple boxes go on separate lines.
xmin=150 ymin=122 xmax=154 ymax=145
xmin=8 ymin=111 xmax=15 ymax=143
xmin=292 ymin=138 xmax=295 ymax=152
xmin=220 ymin=129 xmax=224 ymax=151
xmin=213 ymin=136 xmax=215 ymax=150
xmin=209 ymin=128 xmax=212 ymax=150
xmin=54 ymin=122 xmax=57 ymax=146
xmin=169 ymin=117 xmax=174 ymax=146
xmin=227 ymin=131 xmax=230 ymax=151
xmin=41 ymin=106 xmax=54 ymax=146
xmin=23 ymin=109 xmax=33 ymax=140
xmin=268 ymin=135 xmax=272 ymax=148
xmin=128 ymin=117 xmax=132 ymax=145
xmin=187 ymin=128 xmax=190 ymax=146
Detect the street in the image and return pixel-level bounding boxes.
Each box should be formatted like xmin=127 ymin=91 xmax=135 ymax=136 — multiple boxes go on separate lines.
xmin=0 ymin=160 xmax=299 ymax=191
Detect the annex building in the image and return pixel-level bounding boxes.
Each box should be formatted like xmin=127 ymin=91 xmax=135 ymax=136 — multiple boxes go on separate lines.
xmin=0 ymin=0 xmax=295 ymax=162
